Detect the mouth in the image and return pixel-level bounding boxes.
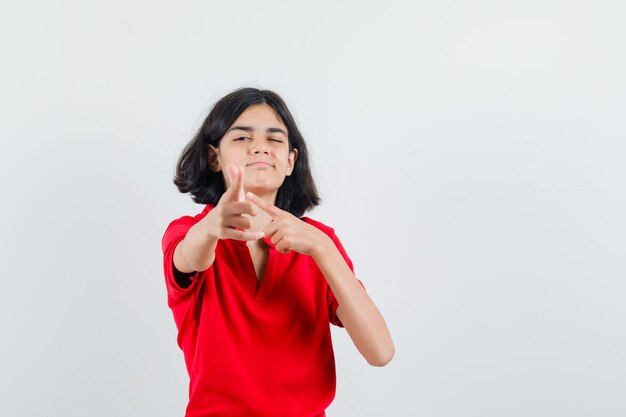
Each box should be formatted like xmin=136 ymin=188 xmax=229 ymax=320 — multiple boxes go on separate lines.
xmin=246 ymin=162 xmax=274 ymax=168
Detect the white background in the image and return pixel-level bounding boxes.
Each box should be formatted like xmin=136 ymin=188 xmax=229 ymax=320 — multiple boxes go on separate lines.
xmin=1 ymin=1 xmax=625 ymax=416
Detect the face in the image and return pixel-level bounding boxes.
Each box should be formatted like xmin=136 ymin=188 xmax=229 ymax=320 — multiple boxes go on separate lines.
xmin=208 ymin=103 xmax=298 ymax=196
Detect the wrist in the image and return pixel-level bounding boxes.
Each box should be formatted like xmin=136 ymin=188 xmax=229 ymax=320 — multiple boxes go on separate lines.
xmin=311 ymin=233 xmax=334 ymax=260
xmin=200 ymin=210 xmax=220 ymax=240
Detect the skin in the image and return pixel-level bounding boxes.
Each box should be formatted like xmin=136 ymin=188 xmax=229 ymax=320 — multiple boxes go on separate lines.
xmin=173 ymin=103 xmax=394 ymax=366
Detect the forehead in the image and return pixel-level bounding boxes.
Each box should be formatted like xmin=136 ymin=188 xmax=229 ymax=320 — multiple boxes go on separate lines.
xmin=229 ymin=103 xmax=287 ymax=131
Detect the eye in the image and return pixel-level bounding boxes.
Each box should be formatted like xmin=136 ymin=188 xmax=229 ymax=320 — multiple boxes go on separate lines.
xmin=268 ymin=138 xmax=283 ymax=143
xmin=234 ymin=136 xmax=250 ymax=142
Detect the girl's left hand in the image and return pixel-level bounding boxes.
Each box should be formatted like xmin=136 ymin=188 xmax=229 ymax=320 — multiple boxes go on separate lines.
xmin=246 ymin=192 xmax=330 ymax=256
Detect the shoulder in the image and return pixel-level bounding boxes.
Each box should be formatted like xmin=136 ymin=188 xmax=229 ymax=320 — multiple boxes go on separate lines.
xmin=162 ymin=204 xmax=215 ymax=250
xmin=167 ymin=204 xmax=214 ymax=228
xmin=301 ymin=216 xmax=336 ymax=238
xmin=302 ymin=216 xmax=354 ymax=269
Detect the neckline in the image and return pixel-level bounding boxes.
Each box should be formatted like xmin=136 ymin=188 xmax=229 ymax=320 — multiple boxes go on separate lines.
xmin=233 ymin=238 xmax=275 ymax=300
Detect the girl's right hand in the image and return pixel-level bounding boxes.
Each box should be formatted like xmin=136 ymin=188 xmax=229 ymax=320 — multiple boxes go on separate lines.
xmin=203 ymin=164 xmax=264 ymax=241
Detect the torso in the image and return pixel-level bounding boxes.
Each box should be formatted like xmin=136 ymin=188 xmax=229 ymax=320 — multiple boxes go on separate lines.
xmin=164 ymin=207 xmax=344 ymax=414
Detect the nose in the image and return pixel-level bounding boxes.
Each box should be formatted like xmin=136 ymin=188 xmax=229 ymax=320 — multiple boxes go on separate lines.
xmin=251 ymin=140 xmax=269 ymax=154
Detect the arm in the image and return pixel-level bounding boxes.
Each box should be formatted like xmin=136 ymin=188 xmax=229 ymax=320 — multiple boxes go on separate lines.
xmin=245 ymin=191 xmax=395 ymax=367
xmin=313 ymin=237 xmax=395 ymax=367
xmin=173 ymin=219 xmax=220 ymax=273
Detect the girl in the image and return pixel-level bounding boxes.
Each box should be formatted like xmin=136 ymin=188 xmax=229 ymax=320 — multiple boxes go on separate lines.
xmin=162 ymin=87 xmax=394 ymax=417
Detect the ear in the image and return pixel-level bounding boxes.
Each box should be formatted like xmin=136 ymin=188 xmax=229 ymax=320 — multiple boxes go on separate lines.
xmin=286 ymin=148 xmax=298 ymax=176
xmin=207 ymin=144 xmax=221 ymax=172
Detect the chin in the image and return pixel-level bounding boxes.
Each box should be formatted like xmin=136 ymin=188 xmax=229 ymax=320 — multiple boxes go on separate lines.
xmin=247 ymin=172 xmax=285 ymax=187
xmin=245 ymin=182 xmax=280 ymax=196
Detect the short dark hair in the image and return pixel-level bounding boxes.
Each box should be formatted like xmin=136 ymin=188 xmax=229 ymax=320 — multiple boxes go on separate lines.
xmin=174 ymin=87 xmax=320 ymax=218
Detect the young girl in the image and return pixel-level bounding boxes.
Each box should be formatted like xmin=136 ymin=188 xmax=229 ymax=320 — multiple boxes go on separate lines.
xmin=162 ymin=87 xmax=394 ymax=417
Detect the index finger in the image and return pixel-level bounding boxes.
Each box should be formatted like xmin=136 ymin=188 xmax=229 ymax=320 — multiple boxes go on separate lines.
xmin=225 ymin=164 xmax=245 ymax=202
xmin=245 ymin=192 xmax=282 ymax=217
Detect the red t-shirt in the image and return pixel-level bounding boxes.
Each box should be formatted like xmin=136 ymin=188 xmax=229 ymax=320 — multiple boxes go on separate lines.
xmin=162 ymin=204 xmax=360 ymax=417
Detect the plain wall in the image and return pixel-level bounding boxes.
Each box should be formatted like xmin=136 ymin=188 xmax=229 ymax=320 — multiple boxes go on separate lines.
xmin=1 ymin=1 xmax=625 ymax=416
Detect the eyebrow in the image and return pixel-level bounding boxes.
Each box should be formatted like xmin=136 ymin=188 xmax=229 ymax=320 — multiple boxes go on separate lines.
xmin=227 ymin=126 xmax=287 ymax=136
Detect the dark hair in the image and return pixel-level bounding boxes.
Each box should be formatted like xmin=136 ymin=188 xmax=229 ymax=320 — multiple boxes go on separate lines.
xmin=174 ymin=87 xmax=320 ymax=217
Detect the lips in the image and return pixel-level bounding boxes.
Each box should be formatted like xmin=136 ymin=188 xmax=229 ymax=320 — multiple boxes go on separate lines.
xmin=246 ymin=161 xmax=273 ymax=167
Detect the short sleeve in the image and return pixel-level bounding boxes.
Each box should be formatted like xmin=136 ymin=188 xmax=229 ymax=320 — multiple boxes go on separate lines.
xmin=162 ymin=216 xmax=204 ymax=304
xmin=326 ymin=230 xmax=366 ymax=328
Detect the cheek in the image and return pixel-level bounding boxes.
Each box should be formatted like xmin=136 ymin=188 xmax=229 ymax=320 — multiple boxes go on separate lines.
xmin=221 ymin=153 xmax=246 ymax=166
xmin=276 ymin=148 xmax=292 ymax=163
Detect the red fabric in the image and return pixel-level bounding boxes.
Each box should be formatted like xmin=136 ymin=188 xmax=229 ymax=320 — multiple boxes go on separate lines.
xmin=162 ymin=204 xmax=361 ymax=417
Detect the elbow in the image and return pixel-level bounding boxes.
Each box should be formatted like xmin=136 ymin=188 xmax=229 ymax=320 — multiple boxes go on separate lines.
xmin=366 ymin=343 xmax=395 ymax=367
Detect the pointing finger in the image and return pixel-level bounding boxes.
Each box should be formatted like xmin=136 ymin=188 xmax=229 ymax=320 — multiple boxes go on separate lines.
xmin=225 ymin=164 xmax=245 ymax=201
xmin=245 ymin=192 xmax=282 ymax=217
xmin=236 ymin=165 xmax=246 ymax=201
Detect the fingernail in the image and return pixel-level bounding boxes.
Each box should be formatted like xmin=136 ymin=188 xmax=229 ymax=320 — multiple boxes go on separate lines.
xmin=255 ymin=231 xmax=265 ymax=239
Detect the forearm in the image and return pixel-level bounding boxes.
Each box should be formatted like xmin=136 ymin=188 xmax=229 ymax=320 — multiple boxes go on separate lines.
xmin=313 ymin=238 xmax=395 ymax=367
xmin=174 ymin=217 xmax=219 ymax=273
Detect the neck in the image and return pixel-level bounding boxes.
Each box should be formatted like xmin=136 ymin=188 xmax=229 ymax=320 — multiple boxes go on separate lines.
xmin=249 ymin=209 xmax=273 ymax=233
xmin=247 ymin=188 xmax=278 ymax=233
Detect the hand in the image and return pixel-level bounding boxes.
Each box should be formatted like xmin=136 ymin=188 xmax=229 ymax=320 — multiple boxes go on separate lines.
xmin=245 ymin=191 xmax=331 ymax=255
xmin=204 ymin=164 xmax=264 ymax=241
